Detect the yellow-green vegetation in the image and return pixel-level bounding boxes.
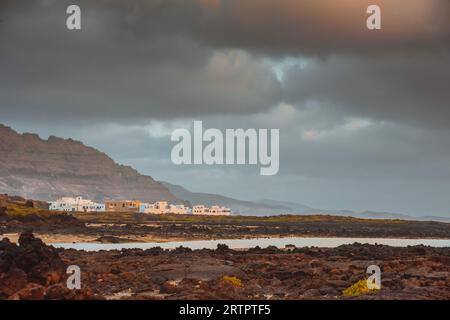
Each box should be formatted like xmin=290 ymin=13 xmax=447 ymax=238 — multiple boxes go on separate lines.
xmin=4 ymin=206 xmax=55 ymax=218
xmin=0 ymin=197 xmax=62 ymax=219
xmin=74 ymin=211 xmax=406 ymax=225
xmin=222 ymin=276 xmax=243 ymax=287
xmin=342 ymin=279 xmax=380 ymax=297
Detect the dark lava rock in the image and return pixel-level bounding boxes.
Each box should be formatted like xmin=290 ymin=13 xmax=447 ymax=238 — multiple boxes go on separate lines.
xmin=216 ymin=244 xmax=230 ymax=253
xmin=0 ymin=231 xmax=82 ymax=299
xmin=151 ymin=275 xmax=168 ymax=285
xmin=143 ymin=247 xmax=165 ymax=256
xmin=15 ymin=231 xmax=66 ymax=285
xmin=173 ymin=246 xmax=192 ymax=254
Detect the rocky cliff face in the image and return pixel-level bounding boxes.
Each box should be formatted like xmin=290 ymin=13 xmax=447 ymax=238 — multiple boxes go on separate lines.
xmin=0 ymin=124 xmax=179 ymax=203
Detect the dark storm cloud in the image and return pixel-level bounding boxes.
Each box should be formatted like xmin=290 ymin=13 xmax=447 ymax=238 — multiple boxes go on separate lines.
xmin=1 ymin=0 xmax=449 ymax=124
xmin=46 ymin=0 xmax=450 ymax=56
xmin=0 ymin=0 xmax=282 ymax=121
xmin=283 ymin=54 xmax=450 ymax=128
xmin=167 ymin=0 xmax=450 ymax=56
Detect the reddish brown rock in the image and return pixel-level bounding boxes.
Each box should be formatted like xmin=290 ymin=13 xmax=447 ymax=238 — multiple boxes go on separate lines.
xmin=0 ymin=231 xmax=68 ymax=299
xmin=15 ymin=231 xmax=66 ymax=285
xmin=9 ymin=284 xmax=45 ymax=300
xmin=160 ymin=281 xmax=179 ymax=294
xmin=0 ymin=268 xmax=28 ymax=299
xmin=2 ymin=233 xmax=449 ymax=300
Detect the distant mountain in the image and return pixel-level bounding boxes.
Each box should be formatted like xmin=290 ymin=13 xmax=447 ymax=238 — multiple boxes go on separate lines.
xmin=161 ymin=181 xmax=450 ymax=222
xmin=0 ymin=124 xmax=181 ymax=203
xmin=161 ymin=181 xmax=313 ymax=216
xmin=253 ymin=199 xmax=312 ymax=213
xmin=354 ymin=211 xmax=450 ymax=223
xmin=294 ymin=209 xmax=450 ymax=223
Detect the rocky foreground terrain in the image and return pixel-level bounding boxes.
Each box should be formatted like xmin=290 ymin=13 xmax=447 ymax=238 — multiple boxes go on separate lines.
xmin=1 ymin=232 xmax=448 ymax=300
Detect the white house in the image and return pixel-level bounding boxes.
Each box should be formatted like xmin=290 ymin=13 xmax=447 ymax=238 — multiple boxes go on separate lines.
xmin=208 ymin=205 xmax=232 ymax=216
xmin=169 ymin=204 xmax=188 ymax=215
xmin=192 ymin=205 xmax=208 ymax=215
xmin=139 ymin=201 xmax=188 ymax=214
xmin=139 ymin=203 xmax=156 ymax=214
xmin=192 ymin=205 xmax=231 ymax=216
xmin=49 ymin=196 xmax=105 ymax=213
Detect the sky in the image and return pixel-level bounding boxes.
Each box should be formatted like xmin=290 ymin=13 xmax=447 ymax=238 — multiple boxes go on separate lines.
xmin=1 ymin=0 xmax=450 ymax=216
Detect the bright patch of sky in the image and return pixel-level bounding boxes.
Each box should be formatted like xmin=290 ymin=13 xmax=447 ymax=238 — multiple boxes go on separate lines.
xmin=270 ymin=57 xmax=309 ymax=83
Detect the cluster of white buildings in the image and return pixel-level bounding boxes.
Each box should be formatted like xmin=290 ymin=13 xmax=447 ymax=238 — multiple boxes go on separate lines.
xmin=49 ymin=197 xmax=232 ymax=216
xmin=49 ymin=196 xmax=105 ymax=212
xmin=140 ymin=202 xmax=231 ymax=215
xmin=139 ymin=201 xmax=188 ymax=214
xmin=192 ymin=205 xmax=232 ymax=216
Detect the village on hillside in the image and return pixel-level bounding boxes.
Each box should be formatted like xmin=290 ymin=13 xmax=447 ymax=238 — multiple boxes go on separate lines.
xmin=48 ymin=196 xmax=232 ymax=216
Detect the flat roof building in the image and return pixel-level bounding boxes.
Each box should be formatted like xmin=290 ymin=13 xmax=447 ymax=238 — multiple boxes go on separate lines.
xmin=49 ymin=196 xmax=105 ymax=213
xmin=105 ymin=200 xmax=141 ymax=213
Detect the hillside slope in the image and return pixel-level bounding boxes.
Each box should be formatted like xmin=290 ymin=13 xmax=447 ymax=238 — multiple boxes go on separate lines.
xmin=0 ymin=124 xmax=179 ymax=203
xmin=161 ymin=181 xmax=450 ymax=222
xmin=161 ymin=181 xmax=313 ymax=215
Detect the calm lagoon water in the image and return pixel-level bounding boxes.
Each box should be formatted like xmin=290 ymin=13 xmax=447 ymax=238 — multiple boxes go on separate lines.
xmin=50 ymin=237 xmax=450 ymax=251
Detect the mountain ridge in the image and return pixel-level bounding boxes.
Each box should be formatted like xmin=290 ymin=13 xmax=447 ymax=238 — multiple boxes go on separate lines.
xmin=0 ymin=124 xmax=180 ymax=203
xmin=161 ymin=180 xmax=450 ymax=222
xmin=160 ymin=181 xmax=303 ymax=215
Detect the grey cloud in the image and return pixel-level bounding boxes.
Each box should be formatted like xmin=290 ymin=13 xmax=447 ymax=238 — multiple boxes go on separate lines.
xmin=283 ymin=54 xmax=450 ymax=128
xmin=51 ymin=0 xmax=449 ymax=56
xmin=1 ymin=0 xmax=449 ymax=127
xmin=0 ymin=0 xmax=282 ymax=121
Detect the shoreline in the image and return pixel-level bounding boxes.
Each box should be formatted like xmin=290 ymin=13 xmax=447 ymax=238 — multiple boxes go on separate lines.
xmin=2 ymin=232 xmax=450 ymax=245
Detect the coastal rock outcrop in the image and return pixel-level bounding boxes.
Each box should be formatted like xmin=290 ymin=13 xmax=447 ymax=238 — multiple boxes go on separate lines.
xmin=0 ymin=231 xmax=97 ymax=299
